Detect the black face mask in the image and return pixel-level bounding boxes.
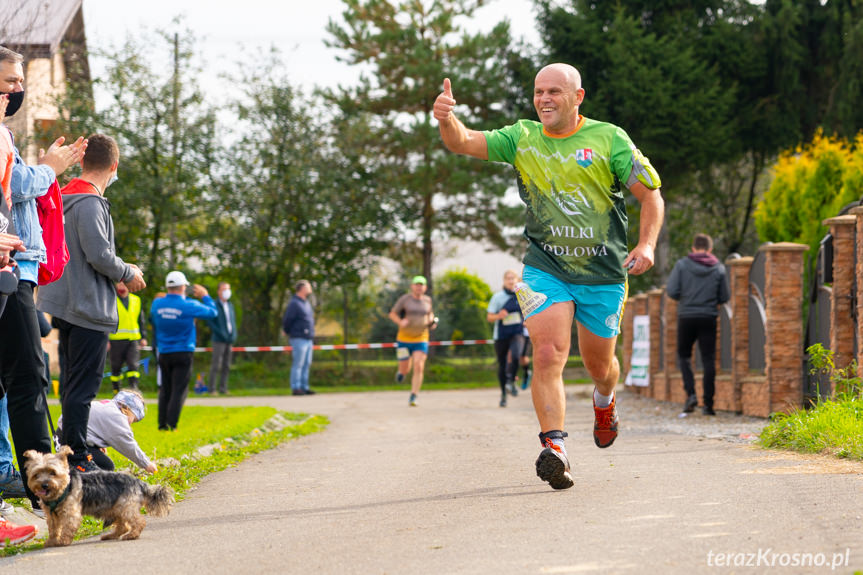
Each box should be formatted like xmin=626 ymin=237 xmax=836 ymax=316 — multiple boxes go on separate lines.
xmin=3 ymin=91 xmax=23 ymax=117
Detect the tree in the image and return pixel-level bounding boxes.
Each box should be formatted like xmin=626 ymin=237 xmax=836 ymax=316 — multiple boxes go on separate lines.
xmin=325 ymin=0 xmax=523 ymax=294
xmin=434 ymin=268 xmax=492 ymax=343
xmin=535 ymin=0 xmax=737 ymax=280
xmin=208 ymin=55 xmax=393 ymax=344
xmin=47 ymin=23 xmax=218 ymax=287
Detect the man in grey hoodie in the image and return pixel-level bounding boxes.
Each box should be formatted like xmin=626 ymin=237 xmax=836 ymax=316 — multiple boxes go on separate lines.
xmin=666 ymin=233 xmax=730 ymax=416
xmin=38 ymin=134 xmax=146 ymax=473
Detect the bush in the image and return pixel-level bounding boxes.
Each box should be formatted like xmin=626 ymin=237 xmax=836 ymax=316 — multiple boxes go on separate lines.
xmin=754 ymin=131 xmax=863 ymax=258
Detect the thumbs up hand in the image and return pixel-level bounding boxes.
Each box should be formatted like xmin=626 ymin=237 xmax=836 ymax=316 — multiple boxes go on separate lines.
xmin=433 ymin=78 xmax=456 ymax=123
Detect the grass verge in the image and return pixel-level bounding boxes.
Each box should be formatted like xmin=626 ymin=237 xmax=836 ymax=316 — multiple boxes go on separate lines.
xmin=758 ymin=395 xmax=863 ymax=460
xmin=2 ymin=406 xmax=328 ymax=556
xmin=759 ymin=345 xmax=863 ymax=460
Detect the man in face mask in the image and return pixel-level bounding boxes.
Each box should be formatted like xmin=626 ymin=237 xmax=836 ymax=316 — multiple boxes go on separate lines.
xmin=0 ymin=45 xmax=87 ymax=518
xmin=38 ymin=133 xmax=146 ymax=473
xmin=206 ymin=281 xmax=238 ymax=395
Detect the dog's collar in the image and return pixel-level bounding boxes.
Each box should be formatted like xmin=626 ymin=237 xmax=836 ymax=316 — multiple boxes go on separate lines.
xmin=45 ymin=483 xmax=71 ymax=514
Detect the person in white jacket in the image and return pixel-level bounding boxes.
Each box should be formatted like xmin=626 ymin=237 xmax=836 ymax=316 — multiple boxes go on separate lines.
xmin=57 ymin=390 xmax=157 ymax=474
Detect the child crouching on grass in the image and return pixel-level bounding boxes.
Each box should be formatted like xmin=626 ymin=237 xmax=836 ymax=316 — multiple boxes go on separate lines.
xmin=57 ymin=390 xmax=158 ymax=474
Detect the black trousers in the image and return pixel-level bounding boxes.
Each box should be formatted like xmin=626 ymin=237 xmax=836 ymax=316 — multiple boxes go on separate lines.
xmin=677 ymin=315 xmax=717 ymax=408
xmin=56 ymin=425 xmax=115 ymax=471
xmin=109 ymin=339 xmax=140 ymax=389
xmin=494 ymin=335 xmax=525 ymax=393
xmin=88 ymin=446 xmax=114 ymax=471
xmin=0 ymin=281 xmax=53 ymax=507
xmin=54 ymin=317 xmax=109 ymax=455
xmin=158 ymin=352 xmax=193 ymax=430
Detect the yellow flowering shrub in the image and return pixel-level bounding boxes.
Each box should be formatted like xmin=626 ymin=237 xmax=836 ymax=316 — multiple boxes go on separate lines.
xmin=754 ymin=131 xmax=862 ymax=256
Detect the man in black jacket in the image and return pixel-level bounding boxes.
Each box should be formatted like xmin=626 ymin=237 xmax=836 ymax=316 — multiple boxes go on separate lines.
xmin=282 ymin=280 xmax=315 ymax=396
xmin=666 ymin=233 xmax=730 ymax=415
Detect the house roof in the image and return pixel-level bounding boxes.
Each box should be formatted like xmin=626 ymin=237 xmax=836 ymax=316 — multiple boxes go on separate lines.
xmin=0 ymin=0 xmax=84 ymax=56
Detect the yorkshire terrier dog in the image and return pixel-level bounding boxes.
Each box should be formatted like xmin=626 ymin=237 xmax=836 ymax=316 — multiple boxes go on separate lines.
xmin=23 ymin=446 xmax=173 ymax=546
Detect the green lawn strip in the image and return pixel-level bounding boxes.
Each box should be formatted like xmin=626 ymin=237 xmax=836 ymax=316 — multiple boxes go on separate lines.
xmin=82 ymin=376 xmax=593 ymax=398
xmin=758 ymin=397 xmax=863 ymax=460
xmin=2 ymin=406 xmax=327 ymax=556
xmin=117 ymin=355 xmax=586 ymax=394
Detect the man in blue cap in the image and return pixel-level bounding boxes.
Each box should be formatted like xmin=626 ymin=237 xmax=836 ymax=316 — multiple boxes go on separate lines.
xmin=150 ymin=271 xmax=217 ymax=430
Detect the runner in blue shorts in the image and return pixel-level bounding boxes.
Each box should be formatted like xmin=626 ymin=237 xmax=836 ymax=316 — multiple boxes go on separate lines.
xmin=434 ymin=63 xmax=664 ymax=490
xmin=389 ymin=276 xmax=437 ymax=407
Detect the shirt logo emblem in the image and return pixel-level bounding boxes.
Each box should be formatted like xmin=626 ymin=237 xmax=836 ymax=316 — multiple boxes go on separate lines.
xmin=576 ymin=148 xmax=593 ymax=168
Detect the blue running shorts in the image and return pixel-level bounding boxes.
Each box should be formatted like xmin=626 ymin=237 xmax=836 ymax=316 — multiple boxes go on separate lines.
xmin=396 ymin=340 xmax=429 ymax=361
xmin=521 ymin=265 xmax=628 ymax=338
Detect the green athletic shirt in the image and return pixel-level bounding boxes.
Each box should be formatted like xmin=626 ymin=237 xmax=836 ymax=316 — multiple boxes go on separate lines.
xmin=484 ymin=116 xmax=661 ymax=285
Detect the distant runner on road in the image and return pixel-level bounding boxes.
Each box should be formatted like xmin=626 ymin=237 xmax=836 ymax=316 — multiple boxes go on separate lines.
xmin=389 ymin=275 xmax=437 ymax=407
xmin=487 ymin=269 xmax=525 ymax=408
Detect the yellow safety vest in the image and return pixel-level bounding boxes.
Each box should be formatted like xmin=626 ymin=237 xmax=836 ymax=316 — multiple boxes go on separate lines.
xmin=110 ymin=293 xmax=142 ymax=341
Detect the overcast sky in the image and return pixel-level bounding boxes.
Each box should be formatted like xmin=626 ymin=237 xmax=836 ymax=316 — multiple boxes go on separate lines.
xmin=82 ymin=0 xmax=543 ymax=94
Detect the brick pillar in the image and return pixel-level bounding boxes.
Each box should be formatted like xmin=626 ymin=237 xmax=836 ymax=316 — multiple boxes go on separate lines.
xmin=662 ymin=295 xmax=684 ymax=403
xmin=648 ymin=289 xmax=666 ymax=401
xmin=728 ymin=256 xmax=753 ymax=413
xmin=853 ymin=206 xmax=863 ymax=377
xmin=762 ymin=242 xmax=808 ymax=414
xmin=824 ymin=214 xmax=857 ymax=370
xmin=631 ymin=294 xmax=649 ymax=395
xmin=622 ymin=296 xmax=635 ymax=378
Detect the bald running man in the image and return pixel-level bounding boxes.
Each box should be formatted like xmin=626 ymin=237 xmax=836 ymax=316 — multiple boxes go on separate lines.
xmin=434 ymin=63 xmax=664 ymax=490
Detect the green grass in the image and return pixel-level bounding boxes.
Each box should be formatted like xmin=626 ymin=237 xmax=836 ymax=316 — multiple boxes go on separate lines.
xmin=75 ymin=355 xmax=586 ymax=396
xmin=758 ymin=395 xmax=863 ymax=459
xmin=2 ymin=405 xmax=327 ymax=556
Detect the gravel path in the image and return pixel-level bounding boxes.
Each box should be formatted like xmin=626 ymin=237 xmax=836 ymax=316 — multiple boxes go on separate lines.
xmin=603 ymin=387 xmax=768 ymax=443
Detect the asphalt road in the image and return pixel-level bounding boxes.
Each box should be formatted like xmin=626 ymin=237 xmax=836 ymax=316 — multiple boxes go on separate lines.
xmin=5 ymin=387 xmax=863 ymax=574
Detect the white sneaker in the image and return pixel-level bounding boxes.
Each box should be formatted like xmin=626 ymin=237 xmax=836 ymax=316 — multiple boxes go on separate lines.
xmin=30 ymin=508 xmax=45 ymax=519
xmin=0 ymin=499 xmax=13 ymax=515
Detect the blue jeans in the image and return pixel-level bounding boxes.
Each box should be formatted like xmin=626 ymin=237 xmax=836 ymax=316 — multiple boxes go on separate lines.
xmin=0 ymin=395 xmax=15 ymax=475
xmin=289 ymin=338 xmax=313 ymax=392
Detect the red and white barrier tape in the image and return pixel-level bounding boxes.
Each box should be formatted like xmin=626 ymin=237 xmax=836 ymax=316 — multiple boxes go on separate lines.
xmin=140 ymin=339 xmax=495 ymax=353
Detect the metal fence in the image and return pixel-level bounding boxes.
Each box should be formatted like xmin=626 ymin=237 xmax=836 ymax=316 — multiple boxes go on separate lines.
xmin=748 ymin=247 xmax=768 ymax=371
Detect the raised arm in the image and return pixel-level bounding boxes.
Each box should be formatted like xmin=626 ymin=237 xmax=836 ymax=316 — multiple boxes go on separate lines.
xmin=433 ymin=78 xmax=489 ymax=160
